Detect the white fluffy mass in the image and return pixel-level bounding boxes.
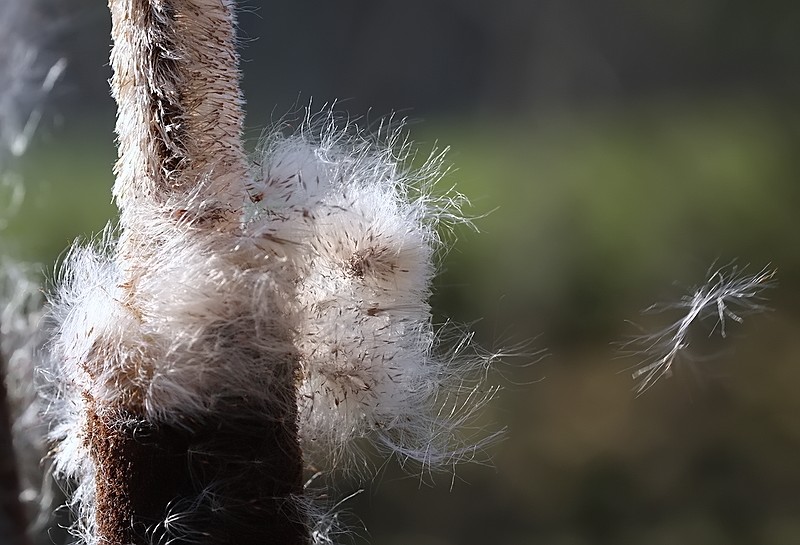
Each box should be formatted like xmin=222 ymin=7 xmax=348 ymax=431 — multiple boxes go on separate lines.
xmin=45 ymin=112 xmax=495 ymax=494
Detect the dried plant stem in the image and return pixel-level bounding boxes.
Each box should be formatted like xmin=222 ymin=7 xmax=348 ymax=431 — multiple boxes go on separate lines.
xmin=87 ymin=1 xmax=306 ymax=543
xmin=109 ymin=0 xmax=249 ymax=228
xmin=86 ymin=400 xmax=304 ymax=545
xmin=0 ymin=337 xmax=31 ymax=545
xmin=49 ymin=3 xmax=492 ymax=544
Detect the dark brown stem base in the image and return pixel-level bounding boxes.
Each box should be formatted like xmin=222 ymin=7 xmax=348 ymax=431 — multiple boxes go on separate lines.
xmin=0 ymin=346 xmax=31 ymax=545
xmin=86 ymin=400 xmax=305 ymax=545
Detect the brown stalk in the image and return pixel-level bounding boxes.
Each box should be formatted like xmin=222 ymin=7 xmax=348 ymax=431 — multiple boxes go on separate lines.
xmin=87 ymin=1 xmax=307 ymax=543
xmin=0 ymin=336 xmax=32 ymax=545
xmin=86 ymin=394 xmax=305 ymax=545
xmin=109 ymin=0 xmax=250 ymax=229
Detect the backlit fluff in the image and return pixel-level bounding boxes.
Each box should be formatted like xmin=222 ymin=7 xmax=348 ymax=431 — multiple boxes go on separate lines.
xmin=251 ymin=116 xmax=492 ymax=470
xmin=0 ymin=263 xmax=59 ymax=538
xmin=0 ymin=0 xmax=64 ymax=160
xmin=625 ymin=264 xmax=776 ymax=394
xmin=47 ymin=114 xmax=488 ymax=458
xmin=44 ymin=112 xmax=495 ymax=542
xmin=1 ymin=1 xmax=64 ymax=538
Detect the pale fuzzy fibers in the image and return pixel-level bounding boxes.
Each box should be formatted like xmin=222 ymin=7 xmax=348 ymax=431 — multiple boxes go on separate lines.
xmin=0 ymin=0 xmax=64 ymax=161
xmin=626 ymin=264 xmax=776 ymax=394
xmin=45 ymin=1 xmax=496 ymax=542
xmin=45 ymin=110 xmax=496 ymax=543
xmin=0 ymin=266 xmax=41 ymax=527
xmin=0 ymin=0 xmax=63 ymax=538
xmin=109 ymin=0 xmax=249 ymax=229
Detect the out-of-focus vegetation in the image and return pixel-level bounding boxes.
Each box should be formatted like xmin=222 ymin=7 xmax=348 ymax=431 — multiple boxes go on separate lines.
xmin=2 ymin=0 xmax=800 ymax=543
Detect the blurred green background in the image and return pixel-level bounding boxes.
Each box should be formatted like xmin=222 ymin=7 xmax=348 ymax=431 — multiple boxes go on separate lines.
xmin=3 ymin=1 xmax=800 ymax=544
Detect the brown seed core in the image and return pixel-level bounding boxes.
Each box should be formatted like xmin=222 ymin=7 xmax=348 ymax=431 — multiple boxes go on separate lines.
xmin=85 ymin=396 xmax=305 ymax=545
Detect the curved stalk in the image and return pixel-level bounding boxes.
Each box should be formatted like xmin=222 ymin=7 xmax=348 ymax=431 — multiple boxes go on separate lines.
xmin=87 ymin=2 xmax=306 ymax=543
xmin=109 ymin=0 xmax=249 ymax=228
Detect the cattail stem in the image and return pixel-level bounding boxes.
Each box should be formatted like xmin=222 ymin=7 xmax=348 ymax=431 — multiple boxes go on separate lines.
xmin=0 ymin=338 xmax=31 ymax=545
xmin=109 ymin=0 xmax=249 ymax=227
xmin=56 ymin=2 xmax=485 ymax=544
xmin=86 ymin=400 xmax=305 ymax=545
xmin=92 ymin=1 xmax=308 ymax=543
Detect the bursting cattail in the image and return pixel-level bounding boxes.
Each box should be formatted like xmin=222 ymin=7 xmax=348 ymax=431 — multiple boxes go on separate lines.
xmin=43 ymin=1 xmax=496 ymax=544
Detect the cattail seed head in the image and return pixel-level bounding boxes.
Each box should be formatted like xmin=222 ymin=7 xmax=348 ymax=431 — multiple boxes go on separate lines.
xmin=42 ymin=1 xmax=498 ymax=541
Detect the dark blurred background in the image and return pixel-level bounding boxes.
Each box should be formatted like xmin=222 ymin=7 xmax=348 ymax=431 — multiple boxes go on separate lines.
xmin=3 ymin=1 xmax=800 ymax=544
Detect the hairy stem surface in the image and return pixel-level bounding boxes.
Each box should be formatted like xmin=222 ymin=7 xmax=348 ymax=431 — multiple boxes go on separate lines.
xmin=95 ymin=1 xmax=307 ymax=543
xmin=109 ymin=0 xmax=249 ymax=227
xmin=86 ymin=398 xmax=304 ymax=545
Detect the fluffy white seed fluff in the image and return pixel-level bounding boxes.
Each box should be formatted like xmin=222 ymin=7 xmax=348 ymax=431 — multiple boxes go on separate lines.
xmin=43 ymin=111 xmax=496 ymax=541
xmin=252 ymin=115 xmax=494 ymax=470
xmin=0 ymin=0 xmax=64 ymax=161
xmin=625 ymin=264 xmax=776 ymax=394
xmin=109 ymin=0 xmax=249 ymax=229
xmin=40 ymin=0 xmax=498 ymax=537
xmin=0 ymin=263 xmax=62 ymax=539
